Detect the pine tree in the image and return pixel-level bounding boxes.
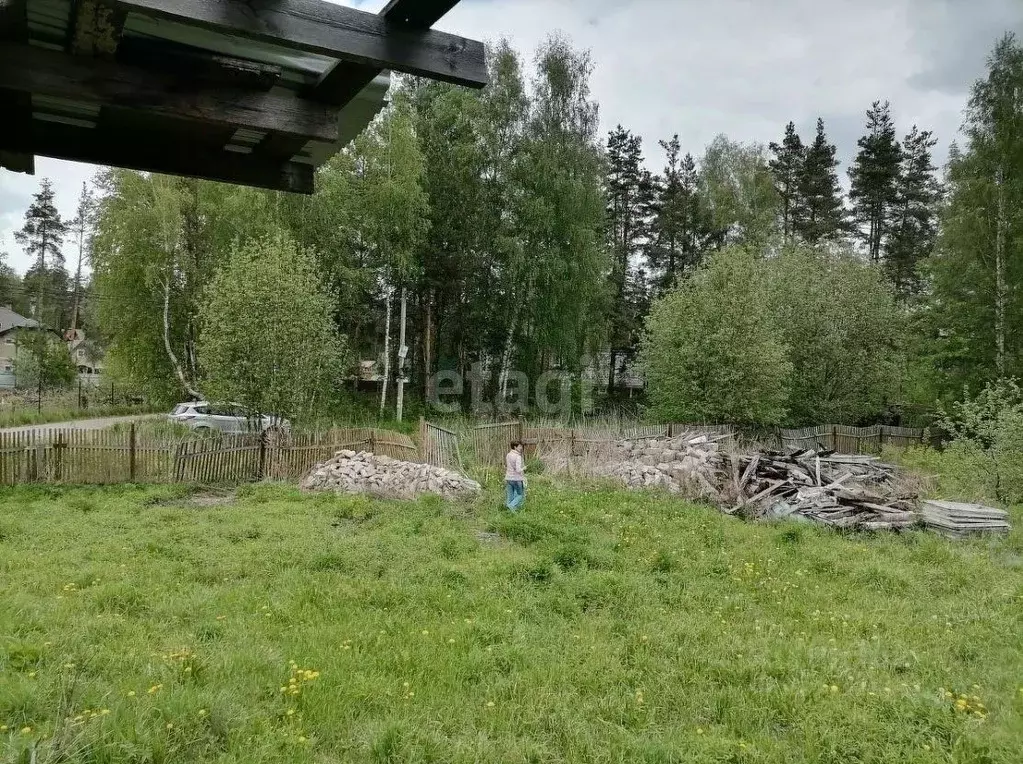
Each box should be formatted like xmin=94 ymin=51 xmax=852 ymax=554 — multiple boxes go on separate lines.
xmin=848 ymin=101 xmax=903 ymax=261
xmin=605 ymin=125 xmax=654 ymax=389
xmin=14 ymin=178 xmax=69 ymax=328
xmin=647 ymin=135 xmax=712 ymax=292
xmin=68 ymin=181 xmax=96 ymax=332
xmin=768 ymin=121 xmax=806 ymax=243
xmin=886 ymin=126 xmax=940 ymax=298
xmin=796 ymin=118 xmax=847 ymax=245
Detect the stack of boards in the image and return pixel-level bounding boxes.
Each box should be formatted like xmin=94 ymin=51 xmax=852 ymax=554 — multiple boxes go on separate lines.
xmin=921 ymin=500 xmax=1011 ymax=538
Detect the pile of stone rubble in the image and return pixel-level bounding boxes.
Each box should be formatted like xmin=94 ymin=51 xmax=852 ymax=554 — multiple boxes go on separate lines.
xmin=301 ymin=451 xmax=481 ymax=500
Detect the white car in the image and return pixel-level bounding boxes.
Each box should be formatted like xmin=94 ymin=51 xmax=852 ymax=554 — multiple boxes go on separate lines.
xmin=168 ymin=401 xmax=291 ymax=435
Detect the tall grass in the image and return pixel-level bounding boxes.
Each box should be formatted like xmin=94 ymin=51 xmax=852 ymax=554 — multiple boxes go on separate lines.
xmin=1 ymin=481 xmax=1021 ymax=762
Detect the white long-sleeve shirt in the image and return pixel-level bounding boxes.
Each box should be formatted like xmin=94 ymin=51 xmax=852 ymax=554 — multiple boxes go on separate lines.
xmin=505 ymin=449 xmax=525 ymax=481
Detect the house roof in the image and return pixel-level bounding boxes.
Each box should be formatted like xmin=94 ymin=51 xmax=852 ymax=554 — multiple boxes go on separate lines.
xmin=0 ymin=306 xmax=41 ymax=335
xmin=0 ymin=0 xmax=487 ymax=193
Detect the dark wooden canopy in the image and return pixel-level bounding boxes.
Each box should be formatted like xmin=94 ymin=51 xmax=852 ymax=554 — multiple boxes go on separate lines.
xmin=0 ymin=0 xmax=486 ymax=193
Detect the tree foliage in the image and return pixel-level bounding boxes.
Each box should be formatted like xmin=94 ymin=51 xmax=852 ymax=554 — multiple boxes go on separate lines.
xmin=641 ymin=248 xmax=792 ymax=425
xmin=198 ymin=232 xmax=346 ymax=418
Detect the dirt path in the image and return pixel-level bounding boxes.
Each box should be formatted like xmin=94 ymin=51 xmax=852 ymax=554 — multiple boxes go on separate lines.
xmin=0 ymin=413 xmax=162 ymax=435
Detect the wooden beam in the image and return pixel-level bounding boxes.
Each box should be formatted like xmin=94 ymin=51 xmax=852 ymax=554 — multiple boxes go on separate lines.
xmin=69 ymin=0 xmax=128 ymax=58
xmin=253 ymin=0 xmax=463 ymax=161
xmin=114 ymin=0 xmax=487 ymax=89
xmin=117 ymin=36 xmax=282 ymax=90
xmin=0 ymin=0 xmax=32 ymax=174
xmin=7 ymin=119 xmax=314 ymax=193
xmin=379 ymin=0 xmax=461 ymax=29
xmin=0 ymin=43 xmax=339 ymax=142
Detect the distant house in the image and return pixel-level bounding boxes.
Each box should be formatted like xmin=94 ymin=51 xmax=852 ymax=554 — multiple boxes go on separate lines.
xmin=64 ymin=329 xmax=105 ymax=376
xmin=0 ymin=305 xmax=44 ymax=374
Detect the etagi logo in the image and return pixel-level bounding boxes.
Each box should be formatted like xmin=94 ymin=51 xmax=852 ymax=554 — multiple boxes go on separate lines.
xmin=426 ymin=362 xmax=597 ymax=416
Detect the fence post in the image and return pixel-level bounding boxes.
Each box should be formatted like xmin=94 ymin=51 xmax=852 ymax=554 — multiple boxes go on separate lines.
xmin=257 ymin=429 xmax=268 ymax=481
xmin=128 ymin=423 xmax=137 ymax=481
xmin=667 ymin=422 xmax=674 ymax=438
xmin=369 ymin=429 xmax=376 ymax=454
xmin=53 ymin=433 xmax=65 ymax=482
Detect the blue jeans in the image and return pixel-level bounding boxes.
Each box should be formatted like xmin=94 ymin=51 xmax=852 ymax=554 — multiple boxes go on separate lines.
xmin=505 ymin=480 xmax=525 ymax=511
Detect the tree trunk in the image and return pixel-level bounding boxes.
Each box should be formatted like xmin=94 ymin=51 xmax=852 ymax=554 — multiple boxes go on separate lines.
xmin=497 ymin=301 xmax=521 ymax=401
xmin=162 ymin=276 xmax=201 ymax=399
xmin=71 ymin=229 xmax=84 ymax=332
xmin=995 ymin=164 xmax=1008 ymax=376
xmin=423 ymin=290 xmax=433 ymax=401
xmin=396 ymin=286 xmax=408 ymax=422
xmin=379 ymin=286 xmax=393 ymax=417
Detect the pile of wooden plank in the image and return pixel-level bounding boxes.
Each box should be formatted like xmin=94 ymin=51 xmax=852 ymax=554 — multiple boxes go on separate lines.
xmin=920 ymin=500 xmax=1011 ymax=538
xmin=723 ymin=449 xmax=919 ymax=531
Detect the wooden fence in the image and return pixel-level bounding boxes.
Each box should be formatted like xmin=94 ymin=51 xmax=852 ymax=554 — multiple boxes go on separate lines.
xmin=0 ymin=420 xmax=927 ymax=487
xmin=0 ymin=426 xmax=419 ymax=487
xmin=778 ymin=424 xmax=925 ymax=453
xmin=418 ymin=420 xmax=461 ymax=471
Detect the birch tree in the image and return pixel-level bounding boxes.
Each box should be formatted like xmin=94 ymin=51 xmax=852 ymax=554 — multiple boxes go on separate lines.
xmin=929 ymin=34 xmax=1023 ymax=389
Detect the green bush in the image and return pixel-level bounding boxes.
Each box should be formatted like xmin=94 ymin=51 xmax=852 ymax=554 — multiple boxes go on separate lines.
xmin=937 ymin=379 xmax=1023 ymax=503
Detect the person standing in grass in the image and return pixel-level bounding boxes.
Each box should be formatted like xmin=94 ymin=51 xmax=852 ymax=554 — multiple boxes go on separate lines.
xmin=505 ymin=440 xmax=526 ymax=512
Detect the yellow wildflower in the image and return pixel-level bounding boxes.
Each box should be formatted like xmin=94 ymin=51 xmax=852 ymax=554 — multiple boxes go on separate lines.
xmin=21 ymin=727 xmax=32 ymax=735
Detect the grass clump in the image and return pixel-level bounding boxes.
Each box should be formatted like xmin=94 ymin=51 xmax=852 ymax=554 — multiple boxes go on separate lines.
xmin=0 ymin=481 xmax=1022 ymax=762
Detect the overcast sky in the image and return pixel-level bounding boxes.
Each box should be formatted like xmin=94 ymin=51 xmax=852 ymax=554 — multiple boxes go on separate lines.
xmin=1 ymin=0 xmax=1020 ymax=273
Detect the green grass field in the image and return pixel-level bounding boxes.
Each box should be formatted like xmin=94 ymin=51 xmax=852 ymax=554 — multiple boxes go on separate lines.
xmin=2 ymin=480 xmax=1022 ymax=763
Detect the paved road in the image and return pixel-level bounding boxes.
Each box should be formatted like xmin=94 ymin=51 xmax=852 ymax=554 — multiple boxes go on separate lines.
xmin=0 ymin=413 xmax=162 ymax=435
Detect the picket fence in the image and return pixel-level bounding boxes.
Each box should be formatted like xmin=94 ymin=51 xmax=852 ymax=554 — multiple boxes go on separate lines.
xmin=0 ymin=426 xmax=417 ymax=486
xmin=0 ymin=420 xmax=927 ymax=487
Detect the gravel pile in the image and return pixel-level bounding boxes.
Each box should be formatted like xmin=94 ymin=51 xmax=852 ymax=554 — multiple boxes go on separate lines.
xmin=301 ymin=450 xmax=481 ymax=500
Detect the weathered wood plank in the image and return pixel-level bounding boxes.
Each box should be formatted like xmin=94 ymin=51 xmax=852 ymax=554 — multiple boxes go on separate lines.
xmin=0 ymin=0 xmax=32 ymax=173
xmin=0 ymin=43 xmax=339 ymax=142
xmin=117 ymin=35 xmax=283 ymax=90
xmin=115 ymin=0 xmax=488 ymax=88
xmin=10 ymin=119 xmax=314 ymax=194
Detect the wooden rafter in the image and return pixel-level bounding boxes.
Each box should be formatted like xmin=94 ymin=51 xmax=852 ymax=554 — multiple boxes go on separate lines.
xmin=255 ymin=0 xmax=464 ymax=161
xmin=114 ymin=0 xmax=488 ymax=88
xmin=0 ymin=0 xmax=32 ymax=173
xmin=0 ymin=43 xmax=339 ymax=142
xmin=8 ymin=120 xmax=314 ymax=193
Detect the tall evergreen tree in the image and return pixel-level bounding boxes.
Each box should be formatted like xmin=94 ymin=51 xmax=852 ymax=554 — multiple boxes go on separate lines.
xmin=605 ymin=125 xmax=654 ymax=389
xmin=796 ymin=118 xmax=847 ymax=245
xmin=68 ymin=181 xmax=96 ymax=332
xmin=768 ymin=121 xmax=806 ymax=243
xmin=647 ymin=135 xmax=712 ymax=291
xmin=848 ymin=101 xmax=903 ymax=261
xmin=886 ymin=126 xmax=941 ymax=298
xmin=14 ymin=178 xmax=69 ymax=327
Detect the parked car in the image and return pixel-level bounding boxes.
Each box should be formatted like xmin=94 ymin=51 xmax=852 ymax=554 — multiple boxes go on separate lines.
xmin=168 ymin=401 xmax=290 ymax=435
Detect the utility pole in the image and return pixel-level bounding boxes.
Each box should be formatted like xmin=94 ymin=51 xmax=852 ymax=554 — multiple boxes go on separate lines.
xmin=396 ymin=287 xmax=408 ymax=422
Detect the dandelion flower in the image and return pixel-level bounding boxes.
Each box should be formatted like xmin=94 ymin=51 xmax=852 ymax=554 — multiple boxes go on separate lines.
xmin=166 ymin=722 xmax=174 ymax=730
xmin=696 ymin=728 xmax=704 ymax=735
xmin=20 ymin=727 xmax=32 ymax=735
xmin=0 ymin=725 xmax=7 ymax=732
xmin=28 ymin=672 xmax=35 ymax=678
xmin=830 ymin=685 xmax=839 ymax=693
xmin=486 ymin=701 xmax=495 ymax=708
xmin=198 ymin=710 xmax=207 ymax=717
xmin=298 ymin=736 xmax=307 ymax=743
xmin=100 ymin=709 xmax=110 ymax=716
xmin=287 ymin=709 xmax=295 ymax=716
